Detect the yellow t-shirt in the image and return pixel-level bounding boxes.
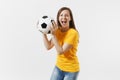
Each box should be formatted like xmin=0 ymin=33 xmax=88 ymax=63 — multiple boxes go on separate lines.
xmin=55 ymin=28 xmax=80 ymax=72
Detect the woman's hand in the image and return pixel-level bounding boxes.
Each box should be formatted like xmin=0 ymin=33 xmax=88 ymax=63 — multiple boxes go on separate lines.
xmin=50 ymin=21 xmax=58 ymax=35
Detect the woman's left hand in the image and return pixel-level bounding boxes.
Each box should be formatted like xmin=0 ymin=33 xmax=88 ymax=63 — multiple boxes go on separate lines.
xmin=50 ymin=20 xmax=58 ymax=35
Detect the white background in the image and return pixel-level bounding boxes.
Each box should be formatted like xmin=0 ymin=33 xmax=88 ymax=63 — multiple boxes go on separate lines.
xmin=0 ymin=0 xmax=120 ymax=80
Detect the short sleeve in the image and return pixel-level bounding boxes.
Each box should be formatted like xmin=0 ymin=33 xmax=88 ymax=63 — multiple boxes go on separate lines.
xmin=64 ymin=30 xmax=78 ymax=45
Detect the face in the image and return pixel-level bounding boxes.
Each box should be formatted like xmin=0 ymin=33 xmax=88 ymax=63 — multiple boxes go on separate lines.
xmin=59 ymin=10 xmax=71 ymax=30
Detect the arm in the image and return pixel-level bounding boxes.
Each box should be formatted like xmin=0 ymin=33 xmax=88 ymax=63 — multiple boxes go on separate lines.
xmin=42 ymin=34 xmax=54 ymax=50
xmin=50 ymin=21 xmax=73 ymax=54
xmin=36 ymin=20 xmax=54 ymax=50
xmin=51 ymin=35 xmax=72 ymax=54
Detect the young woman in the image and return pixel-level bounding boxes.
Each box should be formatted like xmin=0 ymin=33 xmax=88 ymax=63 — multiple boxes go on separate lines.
xmin=42 ymin=7 xmax=80 ymax=80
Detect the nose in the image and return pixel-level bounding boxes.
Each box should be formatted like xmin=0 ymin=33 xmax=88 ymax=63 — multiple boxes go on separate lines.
xmin=62 ymin=15 xmax=66 ymax=19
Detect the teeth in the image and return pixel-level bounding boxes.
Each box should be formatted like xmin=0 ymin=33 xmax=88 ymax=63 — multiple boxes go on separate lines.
xmin=62 ymin=21 xmax=66 ymax=24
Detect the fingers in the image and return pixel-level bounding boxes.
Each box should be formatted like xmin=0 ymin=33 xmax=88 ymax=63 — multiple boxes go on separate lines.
xmin=51 ymin=21 xmax=58 ymax=30
xmin=50 ymin=21 xmax=58 ymax=35
xmin=51 ymin=20 xmax=55 ymax=29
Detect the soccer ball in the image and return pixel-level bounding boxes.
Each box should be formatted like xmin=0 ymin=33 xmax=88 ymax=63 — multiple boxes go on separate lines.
xmin=37 ymin=15 xmax=54 ymax=34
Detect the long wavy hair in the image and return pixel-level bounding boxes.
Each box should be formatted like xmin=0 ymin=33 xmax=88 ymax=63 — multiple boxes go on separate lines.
xmin=57 ymin=7 xmax=77 ymax=30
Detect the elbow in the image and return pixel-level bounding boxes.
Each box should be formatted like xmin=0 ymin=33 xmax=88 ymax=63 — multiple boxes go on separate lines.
xmin=45 ymin=46 xmax=52 ymax=50
xmin=45 ymin=47 xmax=50 ymax=50
xmin=58 ymin=50 xmax=64 ymax=54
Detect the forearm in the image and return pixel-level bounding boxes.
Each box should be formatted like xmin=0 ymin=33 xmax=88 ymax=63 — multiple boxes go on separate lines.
xmin=50 ymin=21 xmax=72 ymax=53
xmin=42 ymin=34 xmax=52 ymax=50
xmin=51 ymin=35 xmax=64 ymax=54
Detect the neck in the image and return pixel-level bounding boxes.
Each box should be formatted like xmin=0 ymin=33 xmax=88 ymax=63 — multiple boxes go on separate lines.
xmin=61 ymin=28 xmax=69 ymax=32
xmin=60 ymin=26 xmax=69 ymax=32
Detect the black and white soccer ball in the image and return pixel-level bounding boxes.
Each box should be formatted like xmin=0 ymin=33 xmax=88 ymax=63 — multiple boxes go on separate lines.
xmin=37 ymin=15 xmax=54 ymax=34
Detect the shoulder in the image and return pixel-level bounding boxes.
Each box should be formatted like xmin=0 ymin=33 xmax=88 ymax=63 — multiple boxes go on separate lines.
xmin=67 ymin=28 xmax=80 ymax=40
xmin=68 ymin=28 xmax=79 ymax=35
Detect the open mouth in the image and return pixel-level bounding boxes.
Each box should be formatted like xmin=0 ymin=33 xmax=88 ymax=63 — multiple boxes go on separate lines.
xmin=61 ymin=21 xmax=67 ymax=25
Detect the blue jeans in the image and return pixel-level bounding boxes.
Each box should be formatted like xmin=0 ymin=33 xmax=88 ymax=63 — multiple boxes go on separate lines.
xmin=50 ymin=66 xmax=79 ymax=80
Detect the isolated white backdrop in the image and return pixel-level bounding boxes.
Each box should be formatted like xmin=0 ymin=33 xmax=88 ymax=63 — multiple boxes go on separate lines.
xmin=0 ymin=0 xmax=120 ymax=80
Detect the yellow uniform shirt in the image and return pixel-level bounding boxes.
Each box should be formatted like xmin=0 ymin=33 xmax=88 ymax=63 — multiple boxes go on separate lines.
xmin=55 ymin=28 xmax=80 ymax=72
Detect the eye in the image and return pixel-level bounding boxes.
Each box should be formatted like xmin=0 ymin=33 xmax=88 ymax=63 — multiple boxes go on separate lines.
xmin=65 ymin=14 xmax=69 ymax=17
xmin=60 ymin=14 xmax=63 ymax=16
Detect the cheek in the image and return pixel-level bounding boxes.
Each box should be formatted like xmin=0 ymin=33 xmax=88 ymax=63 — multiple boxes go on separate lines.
xmin=58 ymin=16 xmax=60 ymax=20
xmin=66 ymin=16 xmax=71 ymax=21
xmin=69 ymin=17 xmax=71 ymax=21
xmin=58 ymin=17 xmax=61 ymax=22
xmin=67 ymin=18 xmax=71 ymax=22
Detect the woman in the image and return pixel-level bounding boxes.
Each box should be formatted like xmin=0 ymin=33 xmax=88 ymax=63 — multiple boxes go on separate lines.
xmin=42 ymin=7 xmax=80 ymax=80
